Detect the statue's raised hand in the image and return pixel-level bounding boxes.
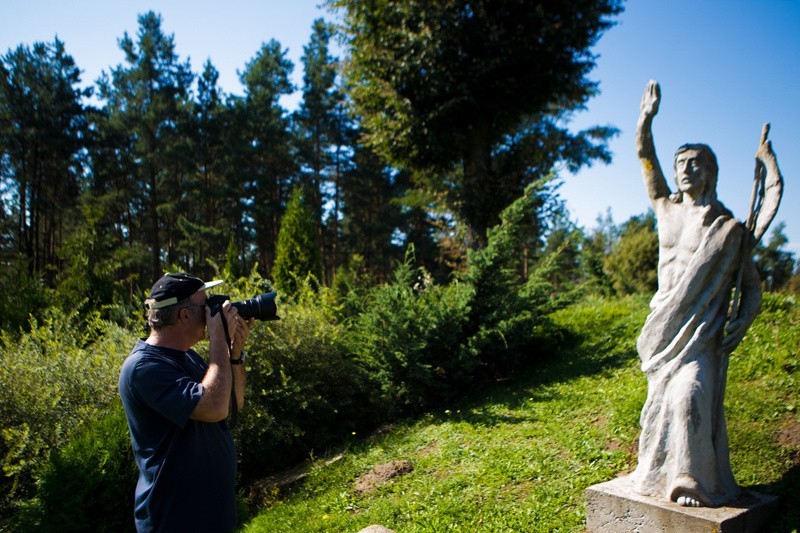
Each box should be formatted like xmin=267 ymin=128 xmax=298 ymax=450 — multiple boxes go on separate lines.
xmin=640 ymin=80 xmax=661 ymax=118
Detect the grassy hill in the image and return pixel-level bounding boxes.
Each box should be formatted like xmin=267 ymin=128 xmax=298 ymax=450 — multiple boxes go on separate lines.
xmin=240 ymin=294 xmax=800 ymax=532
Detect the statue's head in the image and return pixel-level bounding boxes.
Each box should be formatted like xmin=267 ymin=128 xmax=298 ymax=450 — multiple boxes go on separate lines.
xmin=673 ymin=143 xmax=718 ymax=201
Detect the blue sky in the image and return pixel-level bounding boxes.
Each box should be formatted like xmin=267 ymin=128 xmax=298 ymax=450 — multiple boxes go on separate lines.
xmin=2 ymin=1 xmax=798 ymax=254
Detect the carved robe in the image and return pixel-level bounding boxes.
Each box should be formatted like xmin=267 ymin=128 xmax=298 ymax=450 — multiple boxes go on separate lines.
xmin=631 ymin=214 xmax=758 ymax=506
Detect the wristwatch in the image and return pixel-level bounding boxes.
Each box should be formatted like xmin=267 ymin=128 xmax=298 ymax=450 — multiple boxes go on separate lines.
xmin=230 ymin=350 xmax=246 ymax=365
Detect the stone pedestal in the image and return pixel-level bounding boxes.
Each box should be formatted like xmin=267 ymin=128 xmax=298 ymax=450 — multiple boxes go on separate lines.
xmin=586 ymin=475 xmax=779 ymax=533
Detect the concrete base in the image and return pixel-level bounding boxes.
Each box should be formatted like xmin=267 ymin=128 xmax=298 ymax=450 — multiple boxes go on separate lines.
xmin=586 ymin=475 xmax=779 ymax=533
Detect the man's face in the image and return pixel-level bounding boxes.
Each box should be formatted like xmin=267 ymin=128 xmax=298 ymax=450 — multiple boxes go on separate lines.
xmin=185 ymin=291 xmax=208 ymax=342
xmin=674 ymin=149 xmax=708 ymax=196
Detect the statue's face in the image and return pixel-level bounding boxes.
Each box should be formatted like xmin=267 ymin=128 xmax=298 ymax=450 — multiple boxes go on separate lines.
xmin=674 ymin=149 xmax=708 ymax=196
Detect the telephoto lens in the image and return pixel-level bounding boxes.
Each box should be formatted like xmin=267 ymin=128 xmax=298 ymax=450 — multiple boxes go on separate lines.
xmin=231 ymin=292 xmax=279 ymax=321
xmin=207 ymin=292 xmax=279 ymax=320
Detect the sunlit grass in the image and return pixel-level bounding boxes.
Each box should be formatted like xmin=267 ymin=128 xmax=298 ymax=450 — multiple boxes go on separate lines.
xmin=241 ymin=294 xmax=799 ymax=532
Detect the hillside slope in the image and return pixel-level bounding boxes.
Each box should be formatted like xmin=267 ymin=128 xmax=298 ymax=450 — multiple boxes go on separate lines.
xmin=242 ymin=294 xmax=800 ymax=532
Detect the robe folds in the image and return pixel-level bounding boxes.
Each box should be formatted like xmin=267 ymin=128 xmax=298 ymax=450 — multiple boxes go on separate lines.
xmin=631 ymin=214 xmax=751 ymax=507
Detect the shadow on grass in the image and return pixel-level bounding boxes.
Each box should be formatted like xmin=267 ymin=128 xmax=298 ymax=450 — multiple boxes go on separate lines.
xmin=243 ymin=300 xmax=647 ymax=513
xmin=749 ymin=463 xmax=800 ymax=532
xmin=425 ymin=319 xmax=641 ymax=428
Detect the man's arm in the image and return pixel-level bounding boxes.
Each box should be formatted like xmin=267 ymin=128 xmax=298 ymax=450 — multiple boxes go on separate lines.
xmin=191 ymin=301 xmax=241 ymax=422
xmin=636 ymin=80 xmax=671 ymax=203
xmin=229 ymin=318 xmax=253 ymax=409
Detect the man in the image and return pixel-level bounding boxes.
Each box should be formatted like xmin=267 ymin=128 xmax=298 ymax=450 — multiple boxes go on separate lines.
xmin=630 ymin=81 xmax=781 ymax=507
xmin=119 ymin=273 xmax=252 ymax=532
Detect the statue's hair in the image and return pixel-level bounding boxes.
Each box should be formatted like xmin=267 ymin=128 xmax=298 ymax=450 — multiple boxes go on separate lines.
xmin=672 ymin=143 xmax=718 ymax=201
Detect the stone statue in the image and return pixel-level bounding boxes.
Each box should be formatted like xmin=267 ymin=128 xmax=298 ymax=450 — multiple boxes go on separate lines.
xmin=630 ymin=80 xmax=783 ymax=507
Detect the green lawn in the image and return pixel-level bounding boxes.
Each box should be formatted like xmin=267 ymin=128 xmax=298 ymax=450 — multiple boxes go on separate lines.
xmin=241 ymin=294 xmax=800 ymax=532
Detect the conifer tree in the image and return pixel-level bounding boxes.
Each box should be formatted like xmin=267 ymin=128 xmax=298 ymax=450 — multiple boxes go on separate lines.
xmin=295 ymin=18 xmax=352 ymax=280
xmin=0 ymin=38 xmax=89 ymax=279
xmin=273 ymin=187 xmax=322 ymax=295
xmin=96 ymin=11 xmax=194 ymax=280
xmin=237 ymin=40 xmax=296 ymax=271
xmin=332 ymin=0 xmax=622 ymax=244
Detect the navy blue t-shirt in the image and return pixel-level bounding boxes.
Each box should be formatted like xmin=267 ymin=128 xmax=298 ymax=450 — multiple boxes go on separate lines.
xmin=119 ymin=339 xmax=237 ymax=532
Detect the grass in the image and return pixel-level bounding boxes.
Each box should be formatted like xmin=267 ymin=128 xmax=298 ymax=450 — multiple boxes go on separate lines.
xmin=240 ymin=294 xmax=800 ymax=532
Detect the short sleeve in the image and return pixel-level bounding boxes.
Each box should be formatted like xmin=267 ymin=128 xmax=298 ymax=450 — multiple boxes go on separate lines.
xmin=130 ymin=356 xmax=204 ymax=428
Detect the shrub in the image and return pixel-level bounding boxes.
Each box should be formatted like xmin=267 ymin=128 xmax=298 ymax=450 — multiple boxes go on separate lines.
xmin=458 ymin=182 xmax=561 ymax=375
xmin=348 ymin=254 xmax=474 ymax=415
xmin=227 ymin=284 xmax=371 ymax=483
xmin=348 ymin=183 xmax=563 ymax=416
xmin=20 ymin=404 xmax=137 ymax=532
xmin=0 ymin=256 xmax=49 ymax=332
xmin=0 ymin=309 xmax=134 ymax=518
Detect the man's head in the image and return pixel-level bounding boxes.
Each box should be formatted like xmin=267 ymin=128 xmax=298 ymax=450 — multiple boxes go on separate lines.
xmin=673 ymin=143 xmax=718 ymax=200
xmin=145 ymin=273 xmax=223 ymax=330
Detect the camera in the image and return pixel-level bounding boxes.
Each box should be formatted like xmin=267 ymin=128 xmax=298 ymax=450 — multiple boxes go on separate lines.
xmin=206 ymin=292 xmax=279 ymax=321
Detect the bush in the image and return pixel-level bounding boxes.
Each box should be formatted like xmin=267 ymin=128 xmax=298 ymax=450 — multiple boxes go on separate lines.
xmin=349 ymin=254 xmax=474 ymax=415
xmin=458 ymin=182 xmax=562 ymax=375
xmin=0 ymin=309 xmax=134 ymax=518
xmin=348 ymin=183 xmax=563 ymax=416
xmin=228 ymin=284 xmax=372 ymax=483
xmin=0 ymin=256 xmax=49 ymax=332
xmin=19 ymin=404 xmax=137 ymax=532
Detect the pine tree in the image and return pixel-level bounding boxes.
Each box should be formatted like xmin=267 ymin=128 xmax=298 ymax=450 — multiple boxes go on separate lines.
xmin=96 ymin=11 xmax=194 ymax=280
xmin=294 ymin=19 xmax=351 ymax=281
xmin=0 ymin=38 xmax=89 ymax=280
xmin=237 ymin=40 xmax=296 ymax=272
xmin=332 ymin=0 xmax=623 ymax=244
xmin=273 ymin=187 xmax=322 ymax=295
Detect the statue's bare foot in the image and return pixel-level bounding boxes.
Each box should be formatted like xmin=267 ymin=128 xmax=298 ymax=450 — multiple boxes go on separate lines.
xmin=676 ymin=494 xmax=702 ymax=507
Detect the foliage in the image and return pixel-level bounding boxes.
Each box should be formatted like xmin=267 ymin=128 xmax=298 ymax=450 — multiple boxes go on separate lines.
xmin=458 ymin=181 xmax=561 ymax=374
xmin=577 ymin=208 xmax=618 ymax=295
xmin=0 ymin=309 xmax=134 ymax=518
xmin=0 ymin=255 xmax=49 ymax=331
xmin=603 ymin=211 xmax=659 ymax=295
xmin=347 ymin=182 xmax=564 ymax=417
xmin=348 ymin=252 xmax=474 ymax=415
xmin=273 ymin=187 xmax=323 ymax=296
xmin=754 ymin=222 xmax=796 ymax=292
xmin=19 ymin=404 xmax=137 ymax=533
xmin=230 ymin=283 xmax=370 ymax=483
xmin=243 ymin=294 xmax=799 ymax=532
xmin=331 ymin=0 xmax=622 ymax=239
xmin=0 ymin=38 xmax=90 ymax=282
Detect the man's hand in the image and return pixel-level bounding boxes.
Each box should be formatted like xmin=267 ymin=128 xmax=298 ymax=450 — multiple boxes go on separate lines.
xmin=640 ymin=80 xmax=661 ymax=119
xmin=206 ymin=300 xmax=241 ymax=348
xmin=230 ymin=316 xmax=253 ymax=359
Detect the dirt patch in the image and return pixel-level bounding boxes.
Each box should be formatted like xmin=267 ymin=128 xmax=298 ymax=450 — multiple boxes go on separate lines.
xmin=606 ymin=436 xmax=638 ymax=456
xmin=415 ymin=441 xmax=439 ymax=457
xmin=778 ymin=418 xmax=800 ymax=449
xmin=245 ymin=453 xmax=344 ymax=506
xmin=355 ymin=460 xmax=414 ymax=494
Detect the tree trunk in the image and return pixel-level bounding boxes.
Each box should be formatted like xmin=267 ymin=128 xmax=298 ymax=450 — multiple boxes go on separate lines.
xmin=461 ymin=122 xmax=494 ymax=247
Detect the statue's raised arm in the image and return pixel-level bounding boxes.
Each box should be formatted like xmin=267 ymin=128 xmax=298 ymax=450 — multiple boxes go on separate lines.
xmin=636 ymin=80 xmax=671 ymax=203
xmin=752 ymin=126 xmax=784 ymax=243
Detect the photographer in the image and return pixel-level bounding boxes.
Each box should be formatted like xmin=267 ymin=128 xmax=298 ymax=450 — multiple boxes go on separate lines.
xmin=119 ymin=273 xmax=252 ymax=532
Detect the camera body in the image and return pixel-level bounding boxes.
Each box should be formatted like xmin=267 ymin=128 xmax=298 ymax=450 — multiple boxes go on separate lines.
xmin=206 ymin=292 xmax=279 ymax=321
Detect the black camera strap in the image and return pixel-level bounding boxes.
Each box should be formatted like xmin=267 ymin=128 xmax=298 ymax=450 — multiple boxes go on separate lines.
xmin=219 ymin=314 xmax=240 ymax=429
